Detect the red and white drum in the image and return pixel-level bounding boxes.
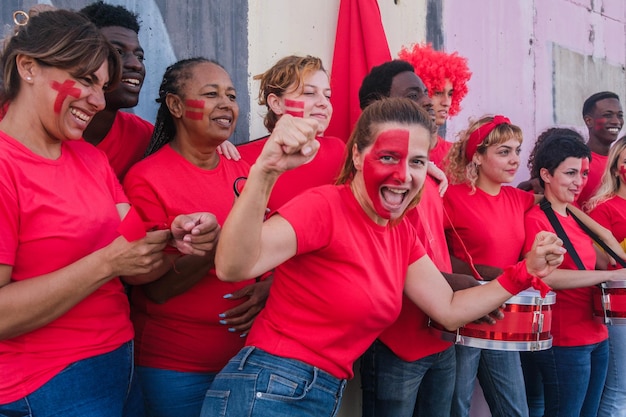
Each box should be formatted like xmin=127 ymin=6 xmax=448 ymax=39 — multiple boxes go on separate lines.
xmin=593 ymin=281 xmax=626 ymax=325
xmin=430 ymin=288 xmax=556 ymax=351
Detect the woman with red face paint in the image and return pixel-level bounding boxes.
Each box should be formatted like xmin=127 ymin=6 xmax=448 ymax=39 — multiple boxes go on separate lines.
xmin=122 ymin=58 xmax=265 ymax=417
xmin=236 ymin=55 xmax=346 ymax=212
xmin=522 ymin=134 xmax=626 ymax=417
xmin=586 ymin=135 xmax=626 ymax=417
xmin=199 ymin=98 xmax=565 ymax=417
xmin=443 ymin=115 xmax=537 ymax=417
xmin=0 ymin=10 xmax=176 ymax=416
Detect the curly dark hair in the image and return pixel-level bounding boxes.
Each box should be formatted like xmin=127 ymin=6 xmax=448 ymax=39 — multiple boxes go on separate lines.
xmin=358 ymin=60 xmax=415 ymax=110
xmin=80 ymin=1 xmax=140 ymax=33
xmin=530 ymin=130 xmax=591 ymax=187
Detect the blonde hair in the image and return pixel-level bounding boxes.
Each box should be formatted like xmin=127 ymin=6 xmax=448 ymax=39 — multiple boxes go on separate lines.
xmin=444 ymin=115 xmax=523 ymax=192
xmin=585 ymin=135 xmax=626 ymax=211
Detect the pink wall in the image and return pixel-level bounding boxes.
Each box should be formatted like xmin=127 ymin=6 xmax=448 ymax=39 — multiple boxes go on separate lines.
xmin=442 ymin=0 xmax=626 ymax=183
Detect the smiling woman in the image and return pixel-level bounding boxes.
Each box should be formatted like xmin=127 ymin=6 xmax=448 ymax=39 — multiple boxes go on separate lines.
xmin=0 ymin=9 xmax=173 ymax=417
xmin=121 ymin=57 xmax=265 ymax=417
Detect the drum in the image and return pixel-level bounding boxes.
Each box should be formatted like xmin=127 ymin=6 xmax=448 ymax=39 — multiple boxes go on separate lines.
xmin=430 ymin=287 xmax=556 ymax=351
xmin=593 ymin=281 xmax=626 ymax=325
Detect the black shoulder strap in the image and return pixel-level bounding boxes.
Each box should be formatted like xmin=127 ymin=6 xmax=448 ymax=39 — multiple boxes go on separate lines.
xmin=567 ymin=208 xmax=626 ymax=268
xmin=539 ymin=198 xmax=586 ymax=270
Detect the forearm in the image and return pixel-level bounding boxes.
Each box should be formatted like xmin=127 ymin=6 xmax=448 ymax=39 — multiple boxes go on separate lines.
xmin=142 ymin=253 xmax=214 ymax=303
xmin=0 ymin=250 xmax=116 ymax=340
xmin=216 ymin=163 xmax=279 ymax=282
xmin=542 ymin=268 xmax=622 ymax=290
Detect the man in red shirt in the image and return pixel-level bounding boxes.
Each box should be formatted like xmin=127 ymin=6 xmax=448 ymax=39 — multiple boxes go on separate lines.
xmin=81 ymin=2 xmax=153 ymax=181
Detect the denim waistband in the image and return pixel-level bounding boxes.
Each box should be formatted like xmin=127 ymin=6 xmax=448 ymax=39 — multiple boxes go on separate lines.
xmin=236 ymin=346 xmax=347 ymax=395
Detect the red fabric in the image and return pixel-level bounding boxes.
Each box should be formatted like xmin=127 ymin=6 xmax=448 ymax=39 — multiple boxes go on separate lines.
xmin=0 ymin=133 xmax=132 ymax=403
xmin=123 ymin=145 xmax=255 ymax=372
xmin=378 ymin=177 xmax=452 ymax=361
xmin=465 ymin=115 xmax=510 ymax=161
xmin=429 ymin=135 xmax=453 ymax=169
xmin=95 ymin=111 xmax=153 ymax=182
xmin=325 ymin=0 xmax=392 ymax=141
xmin=524 ymin=206 xmax=607 ymax=346
xmin=589 ymin=195 xmax=626 ymax=244
xmin=443 ymin=184 xmax=535 ymax=269
xmin=247 ymin=184 xmax=425 ymax=379
xmin=237 ymin=135 xmax=346 ymax=211
xmin=577 ymin=151 xmax=607 ymax=207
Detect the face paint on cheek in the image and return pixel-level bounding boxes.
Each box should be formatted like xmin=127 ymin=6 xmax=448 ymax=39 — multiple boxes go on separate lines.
xmin=581 ymin=158 xmax=590 ymax=189
xmin=595 ymin=118 xmax=608 ymax=130
xmin=619 ymin=165 xmax=626 ymax=184
xmin=184 ymin=99 xmax=205 ymax=120
xmin=284 ymin=98 xmax=305 ymax=118
xmin=362 ymin=129 xmax=410 ymax=219
xmin=51 ymin=80 xmax=81 ymax=114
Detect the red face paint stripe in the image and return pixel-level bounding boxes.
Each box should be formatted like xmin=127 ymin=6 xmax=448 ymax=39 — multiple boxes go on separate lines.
xmin=185 ymin=111 xmax=204 ymax=120
xmin=285 ymin=109 xmax=305 ymax=118
xmin=185 ymin=99 xmax=205 ymax=109
xmin=184 ymin=99 xmax=204 ymax=120
xmin=51 ymin=80 xmax=81 ymax=113
xmin=284 ymin=98 xmax=305 ymax=118
xmin=284 ymin=99 xmax=305 ymax=109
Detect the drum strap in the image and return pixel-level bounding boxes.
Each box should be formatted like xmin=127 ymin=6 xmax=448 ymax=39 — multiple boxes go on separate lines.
xmin=568 ymin=209 xmax=626 ymax=268
xmin=539 ymin=198 xmax=586 ymax=270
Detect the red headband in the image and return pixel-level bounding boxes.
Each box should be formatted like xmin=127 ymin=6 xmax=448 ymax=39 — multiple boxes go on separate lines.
xmin=465 ymin=115 xmax=511 ymax=161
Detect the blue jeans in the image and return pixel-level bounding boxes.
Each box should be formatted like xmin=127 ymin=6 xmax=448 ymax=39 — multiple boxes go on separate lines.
xmin=136 ymin=366 xmax=216 ymax=417
xmin=451 ymin=345 xmax=528 ymax=417
xmin=0 ymin=341 xmax=144 ymax=417
xmin=598 ymin=325 xmax=626 ymax=417
xmin=520 ymin=351 xmax=544 ymax=417
xmin=528 ymin=340 xmax=609 ymax=417
xmin=200 ymin=346 xmax=347 ymax=417
xmin=360 ymin=339 xmax=455 ymax=417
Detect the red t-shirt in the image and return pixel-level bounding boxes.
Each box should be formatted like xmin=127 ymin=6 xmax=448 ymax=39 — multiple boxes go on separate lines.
xmin=429 ymin=135 xmax=453 ymax=169
xmin=444 ymin=184 xmax=535 ymax=269
xmin=123 ymin=145 xmax=254 ymax=372
xmin=524 ymin=205 xmax=607 ymax=346
xmin=96 ymin=111 xmax=153 ymax=182
xmin=578 ymin=151 xmax=607 ymax=207
xmin=0 ymin=132 xmax=132 ymax=403
xmin=237 ymin=135 xmax=346 ymax=211
xmin=379 ymin=178 xmax=452 ymax=360
xmin=588 ymin=195 xmax=626 ymax=243
xmin=246 ymin=184 xmax=425 ymax=379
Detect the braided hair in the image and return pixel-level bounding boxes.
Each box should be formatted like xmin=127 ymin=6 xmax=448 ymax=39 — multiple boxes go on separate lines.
xmin=145 ymin=57 xmax=221 ymax=156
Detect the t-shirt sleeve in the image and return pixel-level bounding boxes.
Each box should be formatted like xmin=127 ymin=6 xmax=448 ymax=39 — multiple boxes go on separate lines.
xmin=123 ymin=170 xmax=168 ymax=225
xmin=276 ymin=188 xmax=333 ymax=255
xmin=523 ymin=209 xmax=551 ymax=256
xmin=406 ymin=221 xmax=426 ymax=264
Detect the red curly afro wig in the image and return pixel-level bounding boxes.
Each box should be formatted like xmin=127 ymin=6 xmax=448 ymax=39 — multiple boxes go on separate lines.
xmin=398 ymin=43 xmax=471 ymax=117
